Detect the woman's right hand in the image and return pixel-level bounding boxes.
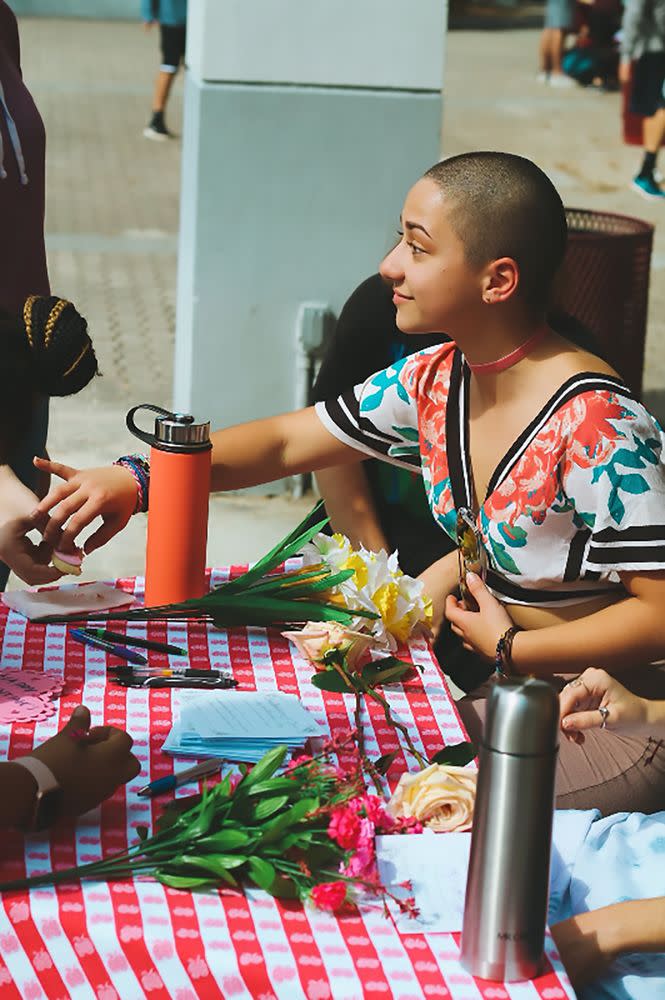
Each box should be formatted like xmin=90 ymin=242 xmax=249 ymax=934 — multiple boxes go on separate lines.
xmin=559 ymin=667 xmax=655 ymax=742
xmin=32 ymin=458 xmax=138 ymax=554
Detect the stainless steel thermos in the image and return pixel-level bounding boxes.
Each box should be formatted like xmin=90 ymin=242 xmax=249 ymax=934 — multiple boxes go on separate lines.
xmin=126 ymin=404 xmax=212 ymax=607
xmin=461 ymin=677 xmax=560 ymax=982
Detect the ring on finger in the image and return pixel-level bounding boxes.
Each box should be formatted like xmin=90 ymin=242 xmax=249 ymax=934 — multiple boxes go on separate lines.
xmin=598 ymin=706 xmax=610 ymax=729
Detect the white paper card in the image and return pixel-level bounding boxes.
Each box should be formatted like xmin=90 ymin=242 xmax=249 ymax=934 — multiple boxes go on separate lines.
xmin=2 ymin=583 xmax=136 ymax=621
xmin=376 ymin=830 xmax=471 ymax=934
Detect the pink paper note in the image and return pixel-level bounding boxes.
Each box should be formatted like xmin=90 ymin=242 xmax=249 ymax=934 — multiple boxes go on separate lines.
xmin=0 ymin=670 xmax=65 ymax=724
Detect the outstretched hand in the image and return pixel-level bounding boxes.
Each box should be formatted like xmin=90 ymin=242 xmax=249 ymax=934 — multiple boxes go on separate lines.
xmin=445 ymin=571 xmax=514 ymax=661
xmin=32 ymin=457 xmax=138 ymax=555
xmin=0 ymin=510 xmax=63 ymax=586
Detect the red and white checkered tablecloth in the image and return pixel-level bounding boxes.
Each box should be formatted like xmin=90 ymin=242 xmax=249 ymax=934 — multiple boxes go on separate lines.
xmin=0 ymin=570 xmax=575 ymax=1000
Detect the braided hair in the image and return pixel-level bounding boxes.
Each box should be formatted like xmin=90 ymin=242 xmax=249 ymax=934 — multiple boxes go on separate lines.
xmin=0 ymin=295 xmax=99 ymax=461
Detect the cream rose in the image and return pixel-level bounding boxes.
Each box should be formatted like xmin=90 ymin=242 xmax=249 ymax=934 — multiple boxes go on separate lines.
xmin=282 ymin=621 xmax=374 ymax=670
xmin=387 ymin=764 xmax=477 ymax=832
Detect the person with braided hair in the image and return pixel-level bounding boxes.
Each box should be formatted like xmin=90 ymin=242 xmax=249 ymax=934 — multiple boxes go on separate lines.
xmin=0 ymin=294 xmax=98 ymax=585
xmin=0 ymin=0 xmax=82 ymax=585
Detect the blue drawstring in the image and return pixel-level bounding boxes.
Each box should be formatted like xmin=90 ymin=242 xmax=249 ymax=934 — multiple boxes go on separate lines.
xmin=0 ymin=80 xmax=29 ymax=185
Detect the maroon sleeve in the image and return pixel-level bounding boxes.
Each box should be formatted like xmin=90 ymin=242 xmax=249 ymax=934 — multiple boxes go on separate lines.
xmin=0 ymin=1 xmax=21 ymax=73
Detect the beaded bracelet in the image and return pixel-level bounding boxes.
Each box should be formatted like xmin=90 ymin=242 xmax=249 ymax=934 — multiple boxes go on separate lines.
xmin=113 ymin=454 xmax=150 ymax=514
xmin=494 ymin=625 xmax=523 ymax=677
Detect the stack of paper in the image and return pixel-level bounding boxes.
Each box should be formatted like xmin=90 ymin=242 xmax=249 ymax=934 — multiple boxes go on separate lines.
xmin=162 ymin=691 xmax=326 ymax=763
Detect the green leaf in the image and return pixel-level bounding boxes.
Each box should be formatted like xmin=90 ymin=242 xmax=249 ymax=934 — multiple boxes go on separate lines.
xmin=184 ymin=786 xmax=217 ymax=839
xmin=255 ymin=797 xmax=320 ymax=846
xmin=155 ymin=873 xmax=215 ymax=891
xmin=362 ymin=658 xmax=413 ymax=686
xmin=264 ymin=874 xmax=298 ymax=899
xmin=179 ymin=853 xmax=244 ymax=885
xmin=223 ymin=504 xmax=329 ymax=591
xmin=430 ymin=742 xmax=477 ymax=767
xmin=311 ymin=669 xmax=355 ymax=693
xmin=253 ymin=795 xmax=290 ymax=821
xmin=247 ymin=857 xmax=277 ymax=892
xmin=198 ymin=829 xmax=253 ymax=852
xmin=243 ymin=778 xmax=299 ymax=798
xmin=240 ymin=745 xmax=288 ymax=789
xmin=373 ymin=751 xmax=399 ymax=775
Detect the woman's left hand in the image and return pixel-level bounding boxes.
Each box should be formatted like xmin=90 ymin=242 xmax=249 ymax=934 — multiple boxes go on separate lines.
xmin=445 ymin=571 xmax=514 ymax=660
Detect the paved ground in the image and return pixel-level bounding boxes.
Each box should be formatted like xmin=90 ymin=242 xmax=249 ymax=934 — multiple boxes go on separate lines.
xmin=10 ymin=17 xmax=665 ymax=586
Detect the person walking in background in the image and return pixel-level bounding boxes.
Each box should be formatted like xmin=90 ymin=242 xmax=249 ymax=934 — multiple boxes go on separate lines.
xmin=620 ymin=0 xmax=665 ymax=200
xmin=538 ymin=0 xmax=576 ymax=86
xmin=142 ymin=0 xmax=188 ymax=141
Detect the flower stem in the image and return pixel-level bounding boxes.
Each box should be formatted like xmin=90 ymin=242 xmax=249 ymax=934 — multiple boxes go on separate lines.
xmin=353 ymin=687 xmax=383 ymax=795
xmin=365 ymin=687 xmax=427 ymax=769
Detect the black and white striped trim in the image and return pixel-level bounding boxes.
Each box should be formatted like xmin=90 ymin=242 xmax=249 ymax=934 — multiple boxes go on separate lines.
xmin=315 ymin=390 xmax=420 ymax=471
xmin=486 ymin=568 xmax=619 ymax=605
xmin=586 ymin=523 xmax=665 ymax=567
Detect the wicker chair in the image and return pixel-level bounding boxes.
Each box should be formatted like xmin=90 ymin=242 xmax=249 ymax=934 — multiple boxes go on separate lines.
xmin=552 ymin=208 xmax=654 ymax=397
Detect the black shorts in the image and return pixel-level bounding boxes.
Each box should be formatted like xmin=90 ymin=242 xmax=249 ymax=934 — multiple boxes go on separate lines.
xmin=160 ymin=23 xmax=186 ymax=73
xmin=630 ymin=51 xmax=665 ymax=117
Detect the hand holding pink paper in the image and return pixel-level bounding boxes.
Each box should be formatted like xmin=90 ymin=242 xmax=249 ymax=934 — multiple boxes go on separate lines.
xmin=0 ymin=670 xmax=65 ymax=724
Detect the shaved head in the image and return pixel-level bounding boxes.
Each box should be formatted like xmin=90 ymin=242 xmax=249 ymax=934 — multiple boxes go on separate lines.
xmin=424 ymin=152 xmax=567 ymax=312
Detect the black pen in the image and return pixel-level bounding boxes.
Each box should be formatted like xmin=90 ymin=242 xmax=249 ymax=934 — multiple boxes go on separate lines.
xmin=116 ymin=676 xmax=238 ymax=690
xmin=82 ymin=628 xmax=188 ymax=657
xmin=109 ymin=665 xmax=232 ymax=679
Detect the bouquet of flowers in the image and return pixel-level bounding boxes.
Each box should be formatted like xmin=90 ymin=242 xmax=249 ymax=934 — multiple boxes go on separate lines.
xmin=301 ymin=532 xmax=432 ymax=650
xmin=0 ymin=742 xmax=420 ymax=917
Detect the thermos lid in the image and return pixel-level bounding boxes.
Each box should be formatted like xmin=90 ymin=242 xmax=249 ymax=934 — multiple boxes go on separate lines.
xmin=154 ymin=412 xmax=210 ymax=448
xmin=126 ymin=403 xmax=211 ymax=452
xmin=483 ymin=677 xmax=559 ymax=756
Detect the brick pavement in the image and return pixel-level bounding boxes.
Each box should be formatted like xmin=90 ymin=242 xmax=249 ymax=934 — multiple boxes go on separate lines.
xmin=11 ymin=17 xmax=665 ymax=584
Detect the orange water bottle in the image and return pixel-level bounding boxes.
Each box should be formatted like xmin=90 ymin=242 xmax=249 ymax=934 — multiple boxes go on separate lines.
xmin=126 ymin=404 xmax=212 ymax=607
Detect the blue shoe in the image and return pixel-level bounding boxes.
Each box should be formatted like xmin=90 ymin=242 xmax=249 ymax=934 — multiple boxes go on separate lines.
xmin=631 ymin=175 xmax=665 ymax=200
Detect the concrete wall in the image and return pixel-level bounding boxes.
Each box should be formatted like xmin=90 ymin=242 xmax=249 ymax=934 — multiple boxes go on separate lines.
xmin=174 ymin=0 xmax=446 ymax=485
xmin=8 ymin=0 xmax=138 ymax=17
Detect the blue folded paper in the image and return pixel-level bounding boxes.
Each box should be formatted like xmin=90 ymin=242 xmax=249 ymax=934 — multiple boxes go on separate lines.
xmin=162 ymin=690 xmax=325 ymax=763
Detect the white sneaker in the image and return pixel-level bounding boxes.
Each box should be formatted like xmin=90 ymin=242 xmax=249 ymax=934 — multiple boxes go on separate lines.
xmin=549 ymin=73 xmax=575 ymax=89
xmin=536 ymin=71 xmax=549 ymax=84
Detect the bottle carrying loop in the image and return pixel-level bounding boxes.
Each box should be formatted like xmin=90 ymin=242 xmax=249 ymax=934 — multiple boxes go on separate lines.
xmin=127 ymin=403 xmax=211 ymax=452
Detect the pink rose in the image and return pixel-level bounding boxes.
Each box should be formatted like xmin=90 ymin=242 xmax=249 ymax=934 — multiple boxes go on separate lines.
xmin=282 ymin=622 xmax=373 ymax=671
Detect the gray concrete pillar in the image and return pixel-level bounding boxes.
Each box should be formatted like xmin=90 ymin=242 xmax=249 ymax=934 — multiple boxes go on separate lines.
xmin=174 ymin=0 xmax=446 ymax=488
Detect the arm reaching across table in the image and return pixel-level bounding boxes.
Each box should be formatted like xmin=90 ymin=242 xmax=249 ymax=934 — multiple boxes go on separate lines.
xmin=34 ymin=406 xmax=364 ymax=554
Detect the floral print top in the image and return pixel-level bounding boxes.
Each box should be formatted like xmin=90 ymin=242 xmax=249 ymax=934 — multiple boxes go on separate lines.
xmin=315 ymin=342 xmax=665 ymax=607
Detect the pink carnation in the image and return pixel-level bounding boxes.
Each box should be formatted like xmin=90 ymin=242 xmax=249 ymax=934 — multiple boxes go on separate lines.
xmin=310 ymin=881 xmax=348 ymax=912
xmin=328 ymin=805 xmax=361 ymax=850
xmin=362 ymin=794 xmax=395 ymax=831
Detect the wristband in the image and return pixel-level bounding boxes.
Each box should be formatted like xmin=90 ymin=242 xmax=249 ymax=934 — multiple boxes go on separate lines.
xmin=495 ymin=625 xmax=523 ymax=677
xmin=113 ymin=454 xmax=150 ymax=514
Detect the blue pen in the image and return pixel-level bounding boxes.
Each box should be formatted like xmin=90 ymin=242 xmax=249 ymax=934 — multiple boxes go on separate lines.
xmin=69 ymin=628 xmax=148 ymax=665
xmin=137 ymin=758 xmax=224 ymax=798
